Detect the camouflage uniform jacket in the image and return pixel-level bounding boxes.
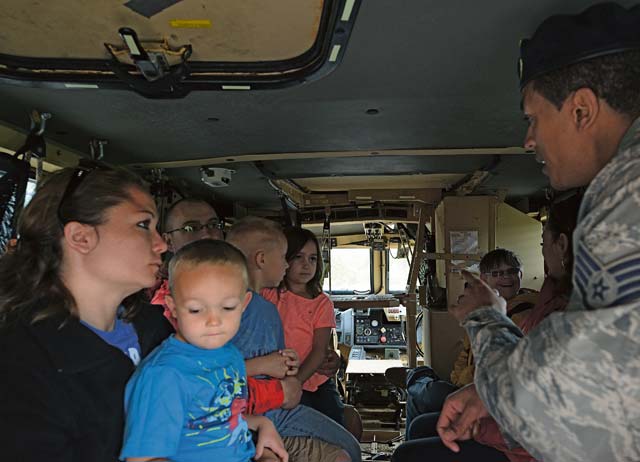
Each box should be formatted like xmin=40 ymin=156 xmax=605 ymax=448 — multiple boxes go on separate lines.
xmin=463 ymin=116 xmax=640 ymax=462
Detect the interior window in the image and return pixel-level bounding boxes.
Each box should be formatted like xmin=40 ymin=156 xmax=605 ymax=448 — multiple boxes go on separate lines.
xmin=387 ymin=248 xmax=411 ymax=293
xmin=323 ymin=247 xmax=371 ymax=294
xmin=24 ymin=179 xmax=37 ymax=206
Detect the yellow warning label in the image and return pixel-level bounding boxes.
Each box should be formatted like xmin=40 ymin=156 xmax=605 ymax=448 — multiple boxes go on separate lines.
xmin=170 ymin=19 xmax=212 ymax=28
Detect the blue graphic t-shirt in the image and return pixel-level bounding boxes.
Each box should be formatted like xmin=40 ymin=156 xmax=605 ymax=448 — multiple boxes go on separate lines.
xmin=231 ymin=291 xmax=285 ymax=360
xmin=81 ymin=308 xmax=141 ymax=365
xmin=120 ymin=336 xmax=254 ymax=462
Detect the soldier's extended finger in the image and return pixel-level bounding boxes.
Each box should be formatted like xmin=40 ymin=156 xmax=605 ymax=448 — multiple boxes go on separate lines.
xmin=461 ymin=269 xmax=483 ymax=286
xmin=437 ymin=421 xmax=462 ymax=452
xmin=437 ymin=405 xmax=462 ymax=452
xmin=439 ymin=428 xmax=462 ymax=452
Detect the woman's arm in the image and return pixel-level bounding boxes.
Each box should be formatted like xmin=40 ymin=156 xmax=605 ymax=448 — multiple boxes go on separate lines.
xmin=296 ymin=327 xmax=332 ymax=383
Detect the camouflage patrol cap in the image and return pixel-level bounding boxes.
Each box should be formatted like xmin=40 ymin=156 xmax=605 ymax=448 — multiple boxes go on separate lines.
xmin=518 ymin=2 xmax=640 ymax=89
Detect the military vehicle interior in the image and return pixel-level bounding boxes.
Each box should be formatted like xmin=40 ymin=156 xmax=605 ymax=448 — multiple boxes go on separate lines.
xmin=0 ymin=0 xmax=618 ymax=457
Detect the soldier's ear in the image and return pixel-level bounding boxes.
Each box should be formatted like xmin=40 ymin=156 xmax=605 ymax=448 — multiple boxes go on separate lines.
xmin=570 ymin=88 xmax=599 ymax=131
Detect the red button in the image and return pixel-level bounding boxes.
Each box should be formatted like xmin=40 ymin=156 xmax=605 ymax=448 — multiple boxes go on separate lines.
xmin=380 ymin=336 xmax=387 ymax=343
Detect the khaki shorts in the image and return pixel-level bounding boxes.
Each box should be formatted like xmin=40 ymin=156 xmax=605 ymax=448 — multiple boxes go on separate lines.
xmin=283 ymin=436 xmax=347 ymax=462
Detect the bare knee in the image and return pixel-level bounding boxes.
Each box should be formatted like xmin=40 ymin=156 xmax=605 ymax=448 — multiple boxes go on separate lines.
xmin=254 ymin=447 xmax=282 ymax=462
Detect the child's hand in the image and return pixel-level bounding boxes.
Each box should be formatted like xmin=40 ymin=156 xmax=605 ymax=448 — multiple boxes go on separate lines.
xmin=280 ymin=349 xmax=299 ymax=376
xmin=261 ymin=351 xmax=290 ymax=379
xmin=316 ymin=349 xmax=341 ymax=377
xmin=254 ymin=417 xmax=289 ymax=462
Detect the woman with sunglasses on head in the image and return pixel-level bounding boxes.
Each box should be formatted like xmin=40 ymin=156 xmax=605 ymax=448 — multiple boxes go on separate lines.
xmin=405 ymin=249 xmax=538 ymax=434
xmin=0 ymin=167 xmax=172 ymax=462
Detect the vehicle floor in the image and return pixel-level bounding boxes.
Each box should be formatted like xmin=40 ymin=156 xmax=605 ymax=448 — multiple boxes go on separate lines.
xmin=357 ymin=404 xmax=404 ymax=461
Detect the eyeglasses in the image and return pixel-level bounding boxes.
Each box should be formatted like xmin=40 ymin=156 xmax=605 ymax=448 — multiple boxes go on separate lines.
xmin=57 ymin=168 xmax=92 ymax=225
xmin=483 ymin=267 xmax=521 ymax=278
xmin=165 ymin=219 xmax=225 ymax=234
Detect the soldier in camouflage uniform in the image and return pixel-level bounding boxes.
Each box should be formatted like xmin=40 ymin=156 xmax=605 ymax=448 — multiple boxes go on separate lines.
xmin=436 ymin=3 xmax=640 ymax=462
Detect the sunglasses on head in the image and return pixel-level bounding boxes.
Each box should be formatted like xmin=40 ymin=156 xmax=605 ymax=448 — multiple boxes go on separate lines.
xmin=484 ymin=267 xmax=521 ymax=278
xmin=165 ymin=219 xmax=225 ymax=234
xmin=57 ymin=167 xmax=97 ymax=225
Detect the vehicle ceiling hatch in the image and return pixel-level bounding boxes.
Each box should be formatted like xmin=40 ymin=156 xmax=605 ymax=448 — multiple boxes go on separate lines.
xmin=0 ymin=0 xmax=360 ymax=97
xmin=1 ymin=0 xmax=625 ymax=214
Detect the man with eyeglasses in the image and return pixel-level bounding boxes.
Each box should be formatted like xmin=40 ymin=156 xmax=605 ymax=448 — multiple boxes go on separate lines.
xmin=163 ymin=198 xmax=225 ymax=252
xmin=151 ymin=197 xmax=350 ymax=461
xmin=152 ymin=198 xmax=304 ymax=443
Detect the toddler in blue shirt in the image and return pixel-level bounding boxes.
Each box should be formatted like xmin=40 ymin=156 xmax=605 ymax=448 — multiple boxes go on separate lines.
xmin=121 ymin=239 xmax=288 ymax=462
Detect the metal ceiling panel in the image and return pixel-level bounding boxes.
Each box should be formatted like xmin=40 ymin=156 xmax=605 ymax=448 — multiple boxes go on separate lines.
xmin=1 ymin=0 xmax=624 ymax=209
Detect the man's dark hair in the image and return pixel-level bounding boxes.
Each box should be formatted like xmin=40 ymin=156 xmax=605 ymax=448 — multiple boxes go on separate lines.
xmin=164 ymin=197 xmax=217 ymax=232
xmin=532 ymin=50 xmax=640 ymax=119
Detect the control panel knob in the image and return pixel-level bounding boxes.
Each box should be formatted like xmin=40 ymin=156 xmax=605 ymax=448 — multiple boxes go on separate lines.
xmin=380 ymin=336 xmax=387 ymax=343
xmin=371 ymin=320 xmax=379 ymax=327
xmin=364 ymin=328 xmax=372 ymax=336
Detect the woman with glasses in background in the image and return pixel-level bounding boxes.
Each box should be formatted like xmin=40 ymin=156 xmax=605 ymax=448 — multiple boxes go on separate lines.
xmin=405 ymin=249 xmax=538 ymax=437
xmin=395 ymin=196 xmax=581 ymax=462
xmin=470 ymin=194 xmax=582 ymax=462
xmin=0 ymin=167 xmax=172 ymax=462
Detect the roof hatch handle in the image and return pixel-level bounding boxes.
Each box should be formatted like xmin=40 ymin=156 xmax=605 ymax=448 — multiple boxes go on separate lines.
xmin=89 ymin=138 xmax=108 ymax=161
xmin=29 ymin=110 xmax=51 ymax=137
xmin=117 ymin=27 xmax=170 ymax=82
xmin=105 ymin=28 xmax=192 ymax=98
xmin=15 ymin=110 xmax=51 ymax=161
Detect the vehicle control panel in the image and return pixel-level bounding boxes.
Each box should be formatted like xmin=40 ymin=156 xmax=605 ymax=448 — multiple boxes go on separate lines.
xmin=354 ymin=308 xmax=405 ymax=347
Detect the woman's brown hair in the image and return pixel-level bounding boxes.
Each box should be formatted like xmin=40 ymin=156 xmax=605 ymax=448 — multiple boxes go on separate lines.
xmin=545 ymin=193 xmax=582 ymax=294
xmin=0 ymin=166 xmax=148 ymax=326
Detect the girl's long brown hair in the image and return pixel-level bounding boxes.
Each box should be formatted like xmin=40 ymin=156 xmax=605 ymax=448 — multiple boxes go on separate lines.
xmin=282 ymin=227 xmax=324 ymax=298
